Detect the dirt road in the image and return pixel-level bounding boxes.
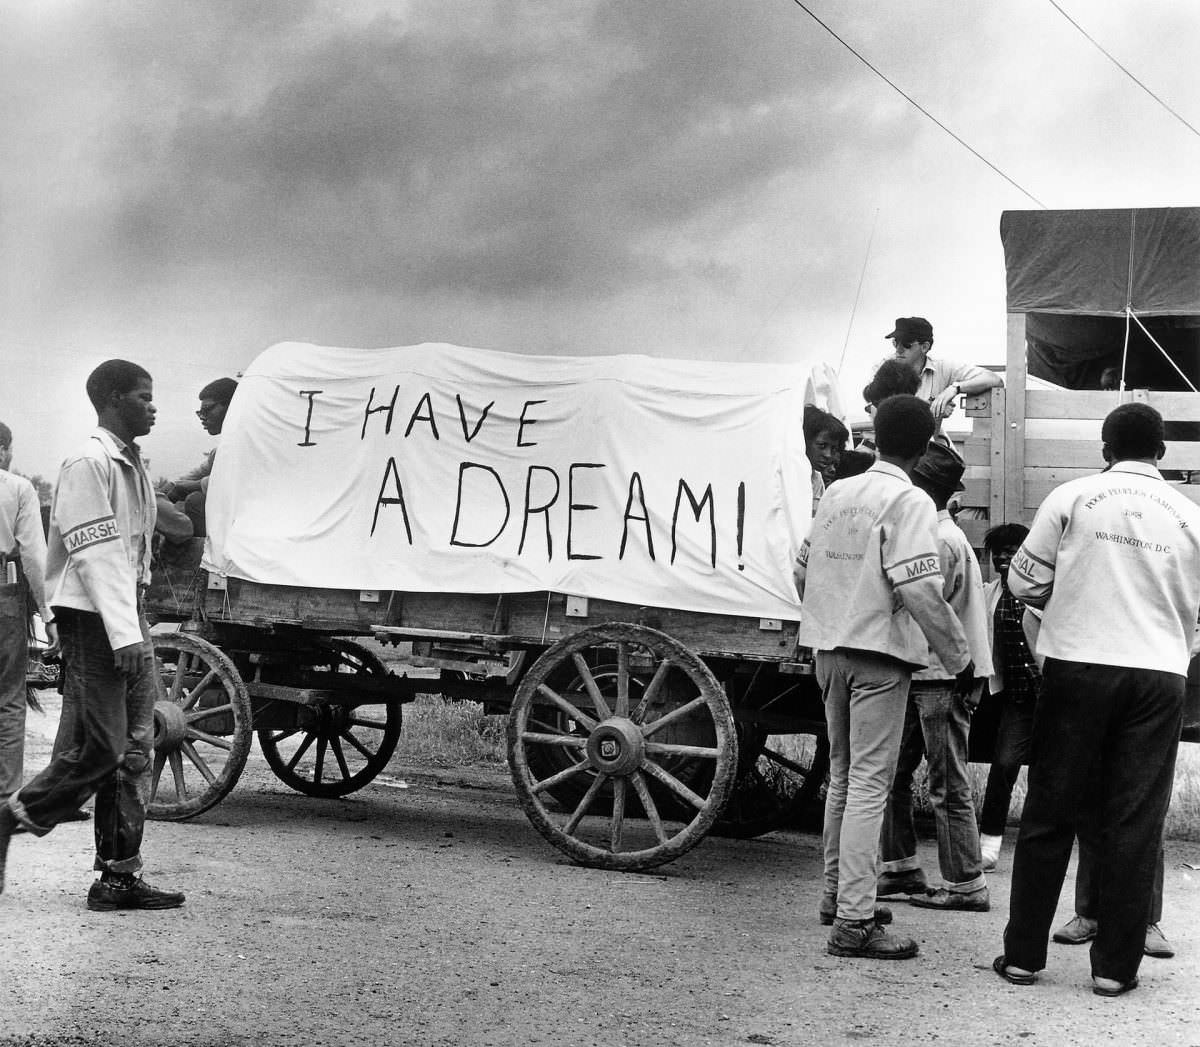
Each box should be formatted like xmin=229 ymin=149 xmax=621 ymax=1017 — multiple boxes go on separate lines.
xmin=3 ymin=701 xmax=1199 ymax=1047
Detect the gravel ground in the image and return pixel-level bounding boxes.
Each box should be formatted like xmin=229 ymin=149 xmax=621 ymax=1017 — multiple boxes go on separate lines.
xmin=3 ymin=695 xmax=1199 ymax=1047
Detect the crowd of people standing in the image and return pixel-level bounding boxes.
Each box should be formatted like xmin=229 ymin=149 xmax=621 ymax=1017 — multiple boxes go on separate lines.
xmin=797 ymin=317 xmax=1198 ymax=997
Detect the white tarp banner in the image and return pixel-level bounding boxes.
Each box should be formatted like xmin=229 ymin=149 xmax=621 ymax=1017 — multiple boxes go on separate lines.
xmin=205 ymin=342 xmax=814 ymax=620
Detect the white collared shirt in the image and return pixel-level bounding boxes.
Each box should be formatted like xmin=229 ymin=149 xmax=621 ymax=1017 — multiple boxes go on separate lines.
xmin=795 ymin=461 xmax=970 ymax=672
xmin=1009 ymin=460 xmax=1200 ymax=675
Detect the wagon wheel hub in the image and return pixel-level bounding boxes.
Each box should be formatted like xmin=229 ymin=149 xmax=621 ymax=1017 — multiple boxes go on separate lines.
xmin=153 ymin=699 xmax=190 ymax=753
xmin=586 ymin=717 xmax=644 ymax=777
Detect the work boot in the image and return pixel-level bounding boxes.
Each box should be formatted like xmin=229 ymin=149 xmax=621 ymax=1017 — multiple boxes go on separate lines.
xmin=0 ymin=804 xmax=15 ymax=895
xmin=1052 ymin=914 xmax=1097 ymax=944
xmin=1144 ymin=924 xmax=1174 ymax=959
xmin=827 ymin=917 xmax=919 ymax=960
xmin=818 ymin=891 xmax=893 ymax=926
xmin=86 ymin=875 xmax=185 ymax=912
xmin=909 ymin=886 xmax=990 ymax=912
xmin=876 ymin=868 xmax=928 ymax=898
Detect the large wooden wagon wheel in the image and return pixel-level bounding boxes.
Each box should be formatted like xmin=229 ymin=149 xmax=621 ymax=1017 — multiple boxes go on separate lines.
xmin=149 ymin=632 xmax=253 ymax=820
xmin=508 ymin=623 xmax=738 ymax=871
xmin=257 ymin=639 xmax=402 ymax=798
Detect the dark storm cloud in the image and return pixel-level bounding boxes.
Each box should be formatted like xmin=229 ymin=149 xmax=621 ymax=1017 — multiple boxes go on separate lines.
xmin=50 ymin=0 xmax=902 ymax=302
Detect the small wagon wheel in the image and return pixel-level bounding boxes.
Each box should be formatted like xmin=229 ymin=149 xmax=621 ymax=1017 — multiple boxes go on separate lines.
xmin=257 ymin=639 xmax=402 ymax=798
xmin=711 ymin=728 xmax=829 ymax=838
xmin=149 ymin=632 xmax=253 ymax=821
xmin=508 ymin=623 xmax=737 ymax=871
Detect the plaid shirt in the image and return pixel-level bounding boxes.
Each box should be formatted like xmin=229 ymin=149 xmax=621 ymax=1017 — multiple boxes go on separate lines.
xmin=995 ymin=584 xmax=1039 ymax=704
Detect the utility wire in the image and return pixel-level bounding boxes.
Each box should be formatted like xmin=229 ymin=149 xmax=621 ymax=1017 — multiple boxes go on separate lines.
xmin=1046 ymin=0 xmax=1200 ymax=143
xmin=788 ymin=0 xmax=1046 ymax=208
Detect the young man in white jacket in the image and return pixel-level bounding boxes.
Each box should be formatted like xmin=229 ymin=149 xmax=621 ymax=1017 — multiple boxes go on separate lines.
xmin=797 ymin=395 xmax=974 ymax=960
xmin=0 ymin=360 xmax=184 ymax=911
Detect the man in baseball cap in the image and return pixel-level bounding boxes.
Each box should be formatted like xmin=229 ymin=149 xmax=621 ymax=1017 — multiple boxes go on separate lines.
xmin=884 ymin=317 xmax=1002 ymax=422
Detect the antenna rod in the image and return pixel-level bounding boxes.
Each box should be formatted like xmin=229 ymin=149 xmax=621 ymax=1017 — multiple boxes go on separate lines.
xmin=837 ymin=209 xmax=879 ymax=374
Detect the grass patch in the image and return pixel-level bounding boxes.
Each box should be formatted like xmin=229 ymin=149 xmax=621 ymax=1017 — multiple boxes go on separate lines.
xmin=395 ymin=694 xmax=507 ymax=767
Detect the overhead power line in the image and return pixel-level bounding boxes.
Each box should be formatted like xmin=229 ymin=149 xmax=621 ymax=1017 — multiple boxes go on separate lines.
xmin=1046 ymin=0 xmax=1200 ymax=143
xmin=787 ymin=0 xmax=1046 ymax=208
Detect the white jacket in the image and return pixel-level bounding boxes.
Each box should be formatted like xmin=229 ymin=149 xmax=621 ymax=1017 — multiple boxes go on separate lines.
xmin=45 ymin=428 xmax=157 ymax=650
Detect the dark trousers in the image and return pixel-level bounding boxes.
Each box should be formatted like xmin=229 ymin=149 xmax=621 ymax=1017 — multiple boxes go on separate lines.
xmin=978 ymin=694 xmax=1036 ymax=837
xmin=1075 ymin=810 xmax=1165 ymax=925
xmin=10 ymin=608 xmax=155 ymax=876
xmin=1003 ymin=659 xmax=1183 ymax=984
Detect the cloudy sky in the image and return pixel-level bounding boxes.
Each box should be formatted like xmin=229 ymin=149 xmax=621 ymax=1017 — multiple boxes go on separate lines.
xmin=3 ymin=0 xmax=1199 ymax=481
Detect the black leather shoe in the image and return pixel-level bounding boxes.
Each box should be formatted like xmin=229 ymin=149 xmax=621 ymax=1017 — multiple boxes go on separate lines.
xmin=87 ymin=876 xmax=185 ymax=911
xmin=993 ymin=955 xmax=1037 ymax=986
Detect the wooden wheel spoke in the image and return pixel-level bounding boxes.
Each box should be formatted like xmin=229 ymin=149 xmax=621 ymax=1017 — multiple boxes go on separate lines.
xmin=641 ymin=757 xmax=706 ymax=811
xmin=180 ymin=740 xmax=218 ymax=787
xmin=630 ymin=771 xmax=668 ymax=844
xmin=268 ymin=727 xmax=300 ymax=744
xmin=186 ymin=727 xmax=233 ymax=752
xmin=187 ymin=702 xmax=235 ymax=725
xmin=167 ymin=651 xmax=190 ymax=703
xmin=644 ymin=741 xmax=720 ymax=759
xmin=180 ymin=668 xmax=218 ymax=711
xmin=641 ymin=695 xmax=708 ymax=738
xmin=285 ymin=732 xmax=317 ymax=773
xmin=529 ymin=716 xmax=572 ymax=735
xmin=531 ymin=758 xmax=593 ymax=796
xmin=330 ymin=736 xmax=352 ymax=781
xmin=339 ymin=729 xmax=375 ymax=760
xmin=150 ymin=750 xmax=168 ymax=802
xmin=570 ymin=654 xmax=613 ymax=721
xmin=521 ymin=731 xmax=587 ymax=749
xmin=313 ymin=736 xmax=329 ymax=782
xmin=615 ymin=643 xmax=631 ymax=717
xmin=761 ymin=747 xmax=811 ymax=777
xmin=630 ymin=659 xmax=673 ymax=724
xmin=609 ymin=776 xmax=627 ymax=852
xmin=168 ymin=750 xmax=189 ymax=799
xmin=536 ymin=683 xmax=598 ymax=732
xmin=562 ymin=772 xmax=608 ymax=835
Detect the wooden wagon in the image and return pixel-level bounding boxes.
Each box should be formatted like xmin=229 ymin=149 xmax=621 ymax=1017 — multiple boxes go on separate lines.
xmin=142 ymin=343 xmax=830 ymax=871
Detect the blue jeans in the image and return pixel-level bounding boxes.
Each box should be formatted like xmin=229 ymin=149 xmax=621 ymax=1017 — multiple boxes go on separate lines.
xmin=1004 ymin=659 xmax=1183 ymax=984
xmin=9 ymin=608 xmax=156 ymax=876
xmin=881 ymin=681 xmax=985 ymax=891
xmin=818 ymin=648 xmax=911 ymax=921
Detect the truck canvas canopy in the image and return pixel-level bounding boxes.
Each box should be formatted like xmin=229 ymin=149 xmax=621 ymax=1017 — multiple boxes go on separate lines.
xmin=1001 ymin=207 xmax=1200 ymax=391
